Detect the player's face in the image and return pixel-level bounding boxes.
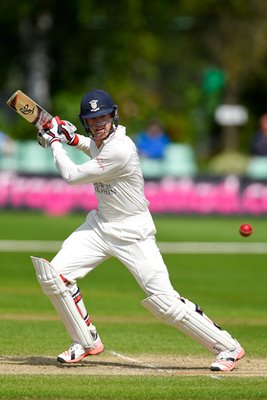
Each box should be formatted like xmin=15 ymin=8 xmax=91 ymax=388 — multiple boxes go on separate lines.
xmin=86 ymin=113 xmax=113 ymax=143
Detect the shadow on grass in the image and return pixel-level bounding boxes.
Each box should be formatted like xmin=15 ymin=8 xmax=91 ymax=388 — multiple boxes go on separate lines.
xmin=0 ymin=355 xmax=207 ymax=372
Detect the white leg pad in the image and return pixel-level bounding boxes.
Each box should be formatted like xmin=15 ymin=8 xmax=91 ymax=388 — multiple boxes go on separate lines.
xmin=142 ymin=293 xmax=238 ymax=354
xmin=31 ymin=256 xmax=93 ymax=348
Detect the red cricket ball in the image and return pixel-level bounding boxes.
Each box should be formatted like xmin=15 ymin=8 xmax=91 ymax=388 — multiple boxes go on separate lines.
xmin=239 ymin=223 xmax=253 ymax=237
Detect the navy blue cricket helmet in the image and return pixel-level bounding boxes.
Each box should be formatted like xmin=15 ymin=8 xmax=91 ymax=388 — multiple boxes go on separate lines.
xmin=79 ymin=89 xmax=118 ymax=134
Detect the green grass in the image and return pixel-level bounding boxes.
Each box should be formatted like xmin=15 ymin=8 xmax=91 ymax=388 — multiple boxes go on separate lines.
xmin=0 ymin=375 xmax=267 ymax=400
xmin=0 ymin=211 xmax=267 ymax=399
xmin=0 ymin=210 xmax=266 ymax=242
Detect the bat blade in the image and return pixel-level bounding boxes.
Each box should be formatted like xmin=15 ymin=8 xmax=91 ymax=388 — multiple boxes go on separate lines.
xmin=6 ymin=90 xmax=53 ymax=130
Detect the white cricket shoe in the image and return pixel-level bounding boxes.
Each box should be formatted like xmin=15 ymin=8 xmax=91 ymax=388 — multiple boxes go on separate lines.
xmin=57 ymin=334 xmax=104 ymax=363
xmin=210 ymin=345 xmax=245 ymax=371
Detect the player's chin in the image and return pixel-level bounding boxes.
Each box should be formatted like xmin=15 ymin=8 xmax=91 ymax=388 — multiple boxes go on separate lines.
xmin=92 ymin=131 xmax=109 ymax=141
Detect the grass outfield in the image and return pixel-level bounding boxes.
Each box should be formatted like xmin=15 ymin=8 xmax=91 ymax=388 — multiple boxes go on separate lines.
xmin=0 ymin=211 xmax=267 ymax=399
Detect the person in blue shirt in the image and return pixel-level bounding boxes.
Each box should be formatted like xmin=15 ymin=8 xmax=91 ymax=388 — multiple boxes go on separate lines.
xmin=251 ymin=113 xmax=267 ymax=156
xmin=135 ymin=120 xmax=170 ymax=159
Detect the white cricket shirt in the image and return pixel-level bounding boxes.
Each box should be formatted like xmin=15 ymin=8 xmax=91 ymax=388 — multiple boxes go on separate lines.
xmin=51 ymin=126 xmax=152 ymax=227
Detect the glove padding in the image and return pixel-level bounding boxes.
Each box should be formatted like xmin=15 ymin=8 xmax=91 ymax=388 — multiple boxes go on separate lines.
xmin=58 ymin=119 xmax=79 ymax=146
xmin=37 ymin=126 xmax=60 ymax=148
xmin=37 ymin=116 xmax=79 ymax=148
xmin=49 ymin=116 xmax=78 ymax=145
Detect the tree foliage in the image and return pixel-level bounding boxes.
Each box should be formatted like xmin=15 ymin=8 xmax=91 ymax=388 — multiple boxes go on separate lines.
xmin=1 ymin=0 xmax=267 ymax=157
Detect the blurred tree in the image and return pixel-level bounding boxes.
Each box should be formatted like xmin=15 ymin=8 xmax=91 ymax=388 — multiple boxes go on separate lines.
xmin=1 ymin=0 xmax=267 ymax=161
xmin=185 ymin=0 xmax=267 ymax=152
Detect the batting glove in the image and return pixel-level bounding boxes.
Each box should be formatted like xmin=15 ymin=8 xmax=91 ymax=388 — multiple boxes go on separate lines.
xmin=50 ymin=116 xmax=79 ymax=146
xmin=60 ymin=120 xmax=79 ymax=146
xmin=37 ymin=116 xmax=79 ymax=148
xmin=37 ymin=127 xmax=60 ymax=148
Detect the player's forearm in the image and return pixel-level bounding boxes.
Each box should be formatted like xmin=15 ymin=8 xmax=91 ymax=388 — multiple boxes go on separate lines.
xmin=51 ymin=141 xmax=88 ymax=184
xmin=74 ymin=134 xmax=91 ymax=157
xmin=51 ymin=142 xmax=117 ymax=184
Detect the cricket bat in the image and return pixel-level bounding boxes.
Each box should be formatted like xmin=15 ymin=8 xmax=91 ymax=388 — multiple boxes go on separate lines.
xmin=6 ymin=90 xmax=53 ymax=130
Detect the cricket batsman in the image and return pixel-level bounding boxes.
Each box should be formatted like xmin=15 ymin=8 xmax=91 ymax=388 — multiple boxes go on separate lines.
xmin=33 ymin=89 xmax=245 ymax=371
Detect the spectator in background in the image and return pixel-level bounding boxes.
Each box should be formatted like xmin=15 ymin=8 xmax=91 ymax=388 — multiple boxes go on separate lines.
xmin=0 ymin=131 xmax=14 ymax=155
xmin=135 ymin=119 xmax=170 ymax=159
xmin=251 ymin=113 xmax=267 ymax=156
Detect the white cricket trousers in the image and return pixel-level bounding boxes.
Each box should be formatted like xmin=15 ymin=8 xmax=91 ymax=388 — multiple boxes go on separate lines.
xmin=51 ymin=210 xmax=178 ymax=297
